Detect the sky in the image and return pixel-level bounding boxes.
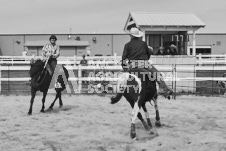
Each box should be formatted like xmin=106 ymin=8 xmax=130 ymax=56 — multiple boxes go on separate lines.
xmin=0 ymin=0 xmax=226 ymax=34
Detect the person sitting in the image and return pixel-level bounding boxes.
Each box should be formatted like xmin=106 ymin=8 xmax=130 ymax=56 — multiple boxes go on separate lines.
xmin=41 ymin=35 xmax=61 ymax=88
xmin=26 ymin=35 xmax=60 ymax=87
xmin=155 ymin=46 xmax=165 ymax=55
xmin=169 ymin=44 xmax=178 ymax=55
xmin=165 ymin=47 xmax=173 ymax=55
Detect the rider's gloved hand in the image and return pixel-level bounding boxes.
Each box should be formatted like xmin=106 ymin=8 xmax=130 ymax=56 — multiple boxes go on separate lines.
xmin=46 ymin=52 xmax=51 ymax=57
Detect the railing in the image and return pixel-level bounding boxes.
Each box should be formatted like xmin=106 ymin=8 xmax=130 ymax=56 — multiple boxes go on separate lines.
xmin=1 ymin=55 xmax=226 ymax=94
xmin=0 ymin=54 xmax=121 ymax=65
xmin=1 ymin=63 xmax=226 ymax=94
xmin=196 ymin=54 xmax=226 ymax=65
xmin=1 ymin=54 xmax=226 ymax=65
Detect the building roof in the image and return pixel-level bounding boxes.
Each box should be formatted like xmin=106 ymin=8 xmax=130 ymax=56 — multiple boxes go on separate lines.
xmin=24 ymin=40 xmax=89 ymax=47
xmin=124 ymin=12 xmax=206 ymax=32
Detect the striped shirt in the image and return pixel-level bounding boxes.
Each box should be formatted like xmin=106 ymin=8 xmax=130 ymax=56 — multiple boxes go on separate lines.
xmin=42 ymin=43 xmax=60 ymax=59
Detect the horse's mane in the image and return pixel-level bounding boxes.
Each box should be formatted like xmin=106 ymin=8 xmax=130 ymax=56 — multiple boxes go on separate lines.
xmin=29 ymin=59 xmax=44 ymax=77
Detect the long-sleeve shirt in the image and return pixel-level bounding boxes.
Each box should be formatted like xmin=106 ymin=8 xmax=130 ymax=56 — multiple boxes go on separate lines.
xmin=42 ymin=43 xmax=60 ymax=60
xmin=122 ymin=38 xmax=150 ymax=61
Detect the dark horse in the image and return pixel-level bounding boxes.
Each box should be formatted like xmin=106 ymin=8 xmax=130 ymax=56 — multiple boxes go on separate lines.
xmin=28 ymin=59 xmax=69 ymax=115
xmin=111 ymin=68 xmax=162 ymax=139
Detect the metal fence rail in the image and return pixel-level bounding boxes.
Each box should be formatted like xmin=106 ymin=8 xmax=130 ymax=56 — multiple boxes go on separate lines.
xmin=1 ymin=54 xmax=226 ymax=65
xmin=1 ymin=63 xmax=226 ymax=95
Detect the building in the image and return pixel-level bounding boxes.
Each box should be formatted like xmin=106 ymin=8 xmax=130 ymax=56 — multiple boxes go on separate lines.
xmin=124 ymin=12 xmax=205 ymax=56
xmin=24 ymin=40 xmax=89 ymax=56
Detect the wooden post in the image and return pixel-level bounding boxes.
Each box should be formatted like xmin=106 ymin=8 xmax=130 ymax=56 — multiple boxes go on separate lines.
xmin=74 ymin=55 xmax=77 ymax=66
xmin=198 ymin=53 xmax=202 ymax=66
xmin=114 ymin=53 xmax=117 ymax=64
xmin=78 ymin=65 xmax=82 ymax=93
xmin=192 ymin=30 xmax=196 ymax=56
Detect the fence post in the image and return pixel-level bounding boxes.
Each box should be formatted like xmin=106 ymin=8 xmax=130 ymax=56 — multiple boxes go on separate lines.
xmin=173 ymin=64 xmax=176 ymax=100
xmin=224 ymin=54 xmax=226 ymax=64
xmin=114 ymin=53 xmax=117 ymax=64
xmin=78 ymin=65 xmax=82 ymax=93
xmin=198 ymin=53 xmax=202 ymax=66
xmin=74 ymin=55 xmax=77 ymax=66
xmin=0 ymin=65 xmax=1 ymax=93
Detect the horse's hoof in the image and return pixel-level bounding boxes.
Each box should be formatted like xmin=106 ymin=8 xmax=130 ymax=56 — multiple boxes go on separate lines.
xmin=131 ymin=137 xmax=138 ymax=140
xmin=49 ymin=107 xmax=53 ymax=110
xmin=130 ymin=123 xmax=136 ymax=139
xmin=142 ymin=120 xmax=150 ymax=131
xmin=155 ymin=121 xmax=162 ymax=127
xmin=40 ymin=110 xmax=45 ymax=113
xmin=59 ymin=105 xmax=63 ymax=108
xmin=144 ymin=125 xmax=151 ymax=131
xmin=27 ymin=112 xmax=32 ymax=115
xmin=148 ymin=129 xmax=155 ymax=135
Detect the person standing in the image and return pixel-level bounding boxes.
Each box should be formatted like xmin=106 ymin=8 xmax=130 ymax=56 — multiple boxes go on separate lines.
xmin=122 ymin=27 xmax=173 ymax=99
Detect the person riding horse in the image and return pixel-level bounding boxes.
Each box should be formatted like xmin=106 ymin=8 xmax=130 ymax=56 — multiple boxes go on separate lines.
xmin=42 ymin=35 xmax=61 ymax=88
xmin=122 ymin=27 xmax=173 ymax=99
xmin=26 ymin=35 xmax=61 ymax=88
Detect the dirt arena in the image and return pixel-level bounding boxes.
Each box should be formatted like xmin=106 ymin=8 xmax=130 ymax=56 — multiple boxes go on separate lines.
xmin=0 ymin=94 xmax=226 ymax=151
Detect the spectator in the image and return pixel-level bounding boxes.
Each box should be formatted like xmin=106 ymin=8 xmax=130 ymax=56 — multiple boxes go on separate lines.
xmin=169 ymin=44 xmax=178 ymax=55
xmin=80 ymin=55 xmax=88 ymax=84
xmin=80 ymin=55 xmax=88 ymax=65
xmin=155 ymin=46 xmax=165 ymax=55
xmin=148 ymin=46 xmax=154 ymax=56
xmin=165 ymin=47 xmax=173 ymax=55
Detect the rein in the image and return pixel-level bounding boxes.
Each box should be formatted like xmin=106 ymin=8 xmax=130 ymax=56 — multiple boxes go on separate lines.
xmin=36 ymin=56 xmax=50 ymax=85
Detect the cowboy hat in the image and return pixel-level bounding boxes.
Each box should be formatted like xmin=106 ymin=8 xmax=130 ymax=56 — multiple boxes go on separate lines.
xmin=49 ymin=35 xmax=57 ymax=40
xmin=159 ymin=46 xmax=164 ymax=50
xmin=170 ymin=44 xmax=176 ymax=48
xmin=129 ymin=27 xmax=143 ymax=37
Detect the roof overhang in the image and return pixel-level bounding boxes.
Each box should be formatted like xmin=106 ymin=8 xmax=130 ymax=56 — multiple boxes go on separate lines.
xmin=124 ymin=12 xmax=206 ymax=32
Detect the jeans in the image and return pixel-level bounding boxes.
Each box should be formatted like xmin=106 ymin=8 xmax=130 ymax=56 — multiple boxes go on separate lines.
xmin=128 ymin=62 xmax=171 ymax=92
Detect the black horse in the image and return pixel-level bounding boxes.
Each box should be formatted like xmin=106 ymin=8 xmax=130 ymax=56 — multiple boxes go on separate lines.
xmin=111 ymin=68 xmax=162 ymax=139
xmin=28 ymin=59 xmax=69 ymax=115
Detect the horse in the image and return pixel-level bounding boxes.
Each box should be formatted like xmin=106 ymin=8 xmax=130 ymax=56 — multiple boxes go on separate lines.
xmin=110 ymin=68 xmax=162 ymax=139
xmin=27 ymin=59 xmax=69 ymax=115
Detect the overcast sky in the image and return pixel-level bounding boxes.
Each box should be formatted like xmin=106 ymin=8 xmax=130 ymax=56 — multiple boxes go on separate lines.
xmin=0 ymin=0 xmax=225 ymax=34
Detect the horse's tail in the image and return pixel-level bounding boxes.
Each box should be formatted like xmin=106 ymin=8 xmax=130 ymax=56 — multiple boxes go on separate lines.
xmin=111 ymin=93 xmax=123 ymax=104
xmin=111 ymin=72 xmax=130 ymax=104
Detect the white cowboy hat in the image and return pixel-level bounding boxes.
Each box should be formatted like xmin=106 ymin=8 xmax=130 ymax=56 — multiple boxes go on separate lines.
xmin=129 ymin=27 xmax=143 ymax=37
xmin=170 ymin=44 xmax=176 ymax=48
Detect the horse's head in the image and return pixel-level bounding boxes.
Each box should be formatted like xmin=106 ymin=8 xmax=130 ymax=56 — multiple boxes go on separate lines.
xmin=29 ymin=59 xmax=45 ymax=78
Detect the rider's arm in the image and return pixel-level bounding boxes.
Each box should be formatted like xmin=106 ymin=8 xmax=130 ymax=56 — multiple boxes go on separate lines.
xmin=122 ymin=44 xmax=129 ymax=61
xmin=122 ymin=44 xmax=129 ymax=71
xmin=145 ymin=44 xmax=151 ymax=59
xmin=52 ymin=45 xmax=60 ymax=58
xmin=41 ymin=44 xmax=48 ymax=59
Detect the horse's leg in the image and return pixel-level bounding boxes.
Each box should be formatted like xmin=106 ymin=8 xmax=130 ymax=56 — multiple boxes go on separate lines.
xmin=49 ymin=93 xmax=59 ymax=109
xmin=59 ymin=91 xmax=63 ymax=107
xmin=28 ymin=88 xmax=37 ymax=115
xmin=153 ymin=98 xmax=161 ymax=127
xmin=131 ymin=100 xmax=140 ymax=139
xmin=127 ymin=97 xmax=149 ymax=131
xmin=142 ymin=103 xmax=155 ymax=134
xmin=40 ymin=91 xmax=47 ymax=113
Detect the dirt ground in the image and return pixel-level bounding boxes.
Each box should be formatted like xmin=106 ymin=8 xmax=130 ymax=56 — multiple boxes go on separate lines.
xmin=0 ymin=94 xmax=226 ymax=151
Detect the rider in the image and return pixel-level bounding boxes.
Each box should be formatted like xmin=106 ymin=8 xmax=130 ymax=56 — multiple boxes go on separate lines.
xmin=42 ymin=35 xmax=61 ymax=88
xmin=122 ymin=27 xmax=173 ymax=99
